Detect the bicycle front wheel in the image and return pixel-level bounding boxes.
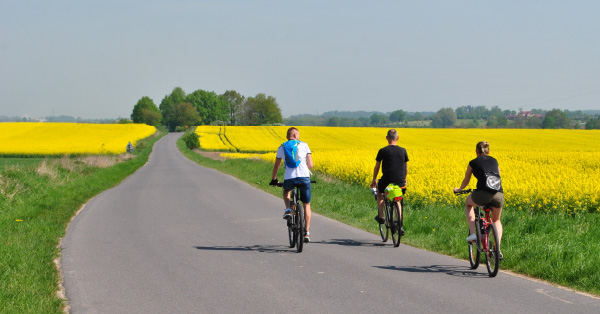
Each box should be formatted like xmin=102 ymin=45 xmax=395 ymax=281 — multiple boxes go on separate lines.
xmin=390 ymin=202 xmax=402 ymax=247
xmin=288 ymin=221 xmax=295 ymax=248
xmin=468 ymin=221 xmax=481 ymax=269
xmin=485 ymin=223 xmax=500 ymax=277
xmin=295 ymin=202 xmax=305 ymax=253
xmin=378 ymin=203 xmax=390 ymax=242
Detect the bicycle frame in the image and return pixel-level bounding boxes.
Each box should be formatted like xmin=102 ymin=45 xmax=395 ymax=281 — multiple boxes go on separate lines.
xmin=475 ymin=205 xmax=493 ymax=252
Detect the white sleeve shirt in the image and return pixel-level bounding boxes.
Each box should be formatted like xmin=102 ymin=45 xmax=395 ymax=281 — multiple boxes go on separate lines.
xmin=276 ymin=141 xmax=312 ymax=180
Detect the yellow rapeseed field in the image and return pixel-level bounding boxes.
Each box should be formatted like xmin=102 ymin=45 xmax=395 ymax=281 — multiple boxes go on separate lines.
xmin=0 ymin=122 xmax=156 ymax=155
xmin=197 ymin=126 xmax=600 ymax=214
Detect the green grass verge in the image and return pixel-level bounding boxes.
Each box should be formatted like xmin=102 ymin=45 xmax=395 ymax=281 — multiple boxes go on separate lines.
xmin=178 ymin=133 xmax=600 ymax=297
xmin=0 ymin=132 xmax=164 ymax=314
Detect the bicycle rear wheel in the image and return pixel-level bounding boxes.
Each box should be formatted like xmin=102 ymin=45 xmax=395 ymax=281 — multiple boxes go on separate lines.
xmin=468 ymin=220 xmax=481 ymax=269
xmin=295 ymin=202 xmax=305 ymax=253
xmin=485 ymin=223 xmax=500 ymax=277
xmin=390 ymin=202 xmax=402 ymax=247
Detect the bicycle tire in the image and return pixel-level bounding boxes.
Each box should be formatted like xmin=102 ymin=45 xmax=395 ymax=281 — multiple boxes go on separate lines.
xmin=378 ymin=203 xmax=389 ymax=242
xmin=485 ymin=223 xmax=500 ymax=277
xmin=390 ymin=202 xmax=401 ymax=247
xmin=296 ymin=201 xmax=305 ymax=253
xmin=288 ymin=223 xmax=295 ymax=248
xmin=468 ymin=220 xmax=481 ymax=269
xmin=288 ymin=191 xmax=297 ymax=248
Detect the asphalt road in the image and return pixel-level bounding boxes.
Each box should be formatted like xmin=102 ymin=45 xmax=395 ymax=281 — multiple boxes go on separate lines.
xmin=61 ymin=133 xmax=600 ymax=313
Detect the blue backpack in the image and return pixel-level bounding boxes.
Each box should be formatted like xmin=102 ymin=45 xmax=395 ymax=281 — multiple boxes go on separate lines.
xmin=282 ymin=140 xmax=301 ymax=168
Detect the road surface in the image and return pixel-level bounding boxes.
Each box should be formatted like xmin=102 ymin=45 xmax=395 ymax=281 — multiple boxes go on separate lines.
xmin=61 ymin=133 xmax=600 ymax=313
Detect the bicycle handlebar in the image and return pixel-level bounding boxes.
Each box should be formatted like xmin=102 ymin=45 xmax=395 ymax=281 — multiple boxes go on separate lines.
xmin=454 ymin=189 xmax=473 ymax=195
xmin=270 ymin=180 xmax=317 ymax=187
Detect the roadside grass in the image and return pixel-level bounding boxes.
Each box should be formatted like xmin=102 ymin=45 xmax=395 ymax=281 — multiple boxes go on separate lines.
xmin=177 ymin=135 xmax=600 ymax=297
xmin=0 ymin=131 xmax=164 ymax=314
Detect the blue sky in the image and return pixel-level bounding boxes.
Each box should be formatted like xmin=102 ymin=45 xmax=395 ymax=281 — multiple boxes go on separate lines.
xmin=1 ymin=0 xmax=599 ymax=119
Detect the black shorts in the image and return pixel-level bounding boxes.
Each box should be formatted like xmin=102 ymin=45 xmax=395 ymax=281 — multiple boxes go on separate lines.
xmin=471 ymin=190 xmax=504 ymax=208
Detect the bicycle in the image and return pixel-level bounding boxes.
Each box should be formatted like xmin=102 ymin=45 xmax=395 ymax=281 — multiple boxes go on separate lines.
xmin=272 ymin=180 xmax=316 ymax=253
xmin=455 ymin=189 xmax=500 ymax=277
xmin=371 ymin=184 xmax=404 ymax=247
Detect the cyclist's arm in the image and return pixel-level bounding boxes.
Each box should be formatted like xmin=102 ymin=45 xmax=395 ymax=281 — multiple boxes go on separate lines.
xmin=272 ymin=158 xmax=282 ymax=180
xmin=371 ymin=161 xmax=381 ymax=188
xmin=454 ymin=165 xmax=473 ymax=192
xmin=306 ymin=153 xmax=313 ymax=169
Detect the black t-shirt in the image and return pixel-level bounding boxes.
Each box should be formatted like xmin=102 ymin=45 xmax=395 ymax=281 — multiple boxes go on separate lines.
xmin=469 ymin=155 xmax=503 ymax=193
xmin=376 ymin=145 xmax=409 ymax=186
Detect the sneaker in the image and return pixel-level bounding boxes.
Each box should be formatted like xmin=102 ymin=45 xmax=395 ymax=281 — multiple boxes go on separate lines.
xmin=374 ymin=215 xmax=385 ymax=224
xmin=304 ymin=232 xmax=310 ymax=243
xmin=399 ymin=227 xmax=405 ymax=236
xmin=498 ymin=251 xmax=504 ymax=261
xmin=283 ymin=209 xmax=292 ymax=220
xmin=466 ymin=233 xmax=477 ymax=243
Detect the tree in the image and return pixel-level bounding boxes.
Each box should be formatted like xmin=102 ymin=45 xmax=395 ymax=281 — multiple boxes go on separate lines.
xmin=186 ymin=89 xmax=229 ymax=125
xmin=141 ymin=108 xmax=162 ymax=126
xmin=160 ymin=87 xmax=187 ymax=131
xmin=131 ymin=96 xmax=161 ymax=126
xmin=526 ymin=116 xmax=542 ymax=128
xmin=389 ymin=110 xmax=407 ymax=123
xmin=326 ymin=116 xmax=341 ymax=127
xmin=243 ymin=93 xmax=283 ymax=125
xmin=542 ymin=109 xmax=571 ymax=129
xmin=172 ymin=102 xmax=201 ymax=128
xmin=431 ymin=107 xmax=457 ymax=128
xmin=585 ymin=116 xmax=600 ymax=129
xmin=370 ymin=113 xmax=388 ymax=126
xmin=222 ymin=90 xmax=246 ymax=125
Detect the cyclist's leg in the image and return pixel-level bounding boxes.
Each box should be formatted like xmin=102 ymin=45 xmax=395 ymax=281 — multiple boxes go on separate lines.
xmin=298 ymin=177 xmax=312 ymax=233
xmin=304 ymin=203 xmax=311 ymax=233
xmin=376 ymin=180 xmax=387 ymax=220
xmin=282 ymin=190 xmax=291 ymax=209
xmin=492 ymin=207 xmax=503 ymax=246
xmin=464 ymin=194 xmax=478 ymax=234
xmin=490 ymin=192 xmax=505 ymax=248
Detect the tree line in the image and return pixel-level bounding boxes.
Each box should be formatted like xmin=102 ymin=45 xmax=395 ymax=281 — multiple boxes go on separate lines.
xmin=131 ymin=87 xmax=283 ymax=131
xmin=287 ymin=106 xmax=600 ymax=129
xmin=131 ymin=88 xmax=600 ymax=130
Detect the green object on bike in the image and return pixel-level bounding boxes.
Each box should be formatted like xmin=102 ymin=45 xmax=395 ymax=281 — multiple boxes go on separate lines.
xmin=385 ymin=184 xmax=403 ymax=201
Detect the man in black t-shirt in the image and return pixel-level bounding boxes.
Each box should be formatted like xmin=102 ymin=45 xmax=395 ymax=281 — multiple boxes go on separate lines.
xmin=371 ymin=129 xmax=409 ymax=234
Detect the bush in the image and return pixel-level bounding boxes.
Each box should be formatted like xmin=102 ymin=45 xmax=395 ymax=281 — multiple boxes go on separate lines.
xmin=183 ymin=131 xmax=200 ymax=150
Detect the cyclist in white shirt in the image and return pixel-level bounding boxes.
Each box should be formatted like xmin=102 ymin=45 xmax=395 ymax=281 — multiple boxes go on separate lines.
xmin=270 ymin=127 xmax=314 ymax=242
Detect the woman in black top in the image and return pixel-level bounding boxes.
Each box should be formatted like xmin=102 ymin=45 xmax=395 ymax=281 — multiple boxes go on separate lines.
xmin=454 ymin=141 xmax=504 ymax=260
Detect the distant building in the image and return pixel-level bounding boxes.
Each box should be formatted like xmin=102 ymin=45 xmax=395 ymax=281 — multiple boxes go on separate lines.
xmin=507 ymin=111 xmax=544 ymax=120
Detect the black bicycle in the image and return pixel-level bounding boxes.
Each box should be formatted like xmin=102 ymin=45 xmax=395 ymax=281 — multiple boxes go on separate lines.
xmin=455 ymin=189 xmax=500 ymax=277
xmin=272 ymin=180 xmax=316 ymax=253
xmin=372 ymin=185 xmax=404 ymax=247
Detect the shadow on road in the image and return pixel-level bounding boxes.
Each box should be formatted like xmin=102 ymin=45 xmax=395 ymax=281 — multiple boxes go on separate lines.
xmin=310 ymin=238 xmax=389 ymax=247
xmin=374 ymin=264 xmax=489 ymax=278
xmin=194 ymin=245 xmax=293 ymax=253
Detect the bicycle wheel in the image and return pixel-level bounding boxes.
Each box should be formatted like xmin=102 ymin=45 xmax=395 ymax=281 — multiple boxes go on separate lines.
xmin=485 ymin=223 xmax=500 ymax=277
xmin=296 ymin=201 xmax=305 ymax=253
xmin=378 ymin=203 xmax=389 ymax=242
xmin=468 ymin=220 xmax=481 ymax=269
xmin=390 ymin=202 xmax=402 ymax=247
xmin=288 ymin=221 xmax=295 ymax=248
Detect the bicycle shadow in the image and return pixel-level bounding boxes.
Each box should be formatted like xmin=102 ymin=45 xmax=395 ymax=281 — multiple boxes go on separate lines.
xmin=373 ymin=264 xmax=489 ymax=278
xmin=194 ymin=245 xmax=294 ymax=253
xmin=311 ymin=238 xmax=389 ymax=247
